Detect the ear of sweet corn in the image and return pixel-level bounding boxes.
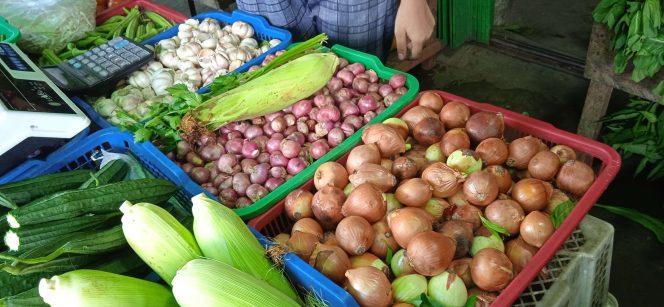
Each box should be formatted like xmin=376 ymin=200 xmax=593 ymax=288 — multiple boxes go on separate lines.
xmin=119 ymin=201 xmax=201 ymax=285
xmin=191 ymin=193 xmax=300 ymax=302
xmin=172 ymin=258 xmax=301 ymax=307
xmin=38 ymin=269 xmax=178 ymax=307
xmin=193 ymin=52 xmax=340 ymax=130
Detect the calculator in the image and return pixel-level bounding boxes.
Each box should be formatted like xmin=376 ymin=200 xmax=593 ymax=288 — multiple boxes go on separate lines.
xmin=42 ymin=37 xmax=155 ymax=95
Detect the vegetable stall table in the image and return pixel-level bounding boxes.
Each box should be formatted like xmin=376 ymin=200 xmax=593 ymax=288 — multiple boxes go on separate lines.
xmin=578 ymin=23 xmax=663 ymax=139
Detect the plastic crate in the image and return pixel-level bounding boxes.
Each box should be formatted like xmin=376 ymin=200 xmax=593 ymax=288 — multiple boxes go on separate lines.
xmin=96 ymin=0 xmax=187 ymax=24
xmin=248 ymin=90 xmax=621 ymax=306
xmin=0 ymin=16 xmax=20 ymax=43
xmin=514 ymin=215 xmax=614 ymax=307
xmin=73 ymin=9 xmax=293 ymax=130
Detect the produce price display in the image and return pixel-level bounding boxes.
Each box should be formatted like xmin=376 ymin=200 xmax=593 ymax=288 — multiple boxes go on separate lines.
xmin=266 ymin=91 xmax=598 ymax=306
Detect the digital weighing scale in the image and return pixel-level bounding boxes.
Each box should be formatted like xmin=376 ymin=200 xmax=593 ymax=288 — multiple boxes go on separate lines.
xmin=0 ymin=42 xmax=90 ymax=175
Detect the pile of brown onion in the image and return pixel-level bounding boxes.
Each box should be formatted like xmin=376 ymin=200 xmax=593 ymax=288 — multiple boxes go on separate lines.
xmin=274 ymin=91 xmax=596 ymax=306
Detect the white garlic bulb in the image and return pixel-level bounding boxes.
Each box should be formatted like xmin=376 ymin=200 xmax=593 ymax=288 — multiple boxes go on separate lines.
xmin=159 ymin=50 xmax=180 ymax=68
xmin=239 ymin=37 xmax=258 ymax=50
xmin=231 ymin=21 xmax=255 ymax=39
xmin=269 ymin=39 xmax=281 ymax=48
xmin=184 ymin=18 xmax=200 ymax=28
xmin=176 ymin=42 xmax=202 ymax=62
xmin=228 ymin=59 xmax=244 ymax=72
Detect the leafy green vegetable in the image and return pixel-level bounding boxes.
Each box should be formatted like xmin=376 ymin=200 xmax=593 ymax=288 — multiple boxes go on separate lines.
xmin=479 ymin=214 xmax=510 ymax=239
xmin=550 ymin=200 xmax=576 ymax=228
xmin=595 ymin=203 xmax=664 ymax=243
xmin=414 ymin=293 xmax=444 ymax=307
xmin=385 ymin=243 xmax=394 ymax=265
xmin=465 ymin=294 xmax=478 ymax=307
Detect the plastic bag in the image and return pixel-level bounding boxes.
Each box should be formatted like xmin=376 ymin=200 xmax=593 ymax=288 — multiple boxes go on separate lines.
xmin=0 ymin=0 xmax=96 ymax=54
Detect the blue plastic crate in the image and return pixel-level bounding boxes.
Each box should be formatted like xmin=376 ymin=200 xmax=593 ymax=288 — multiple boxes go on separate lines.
xmin=73 ymin=10 xmax=292 ymax=129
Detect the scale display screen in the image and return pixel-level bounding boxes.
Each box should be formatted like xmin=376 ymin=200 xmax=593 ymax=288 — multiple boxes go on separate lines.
xmin=0 ymin=64 xmax=74 ymax=114
xmin=0 ymin=43 xmax=33 ymax=72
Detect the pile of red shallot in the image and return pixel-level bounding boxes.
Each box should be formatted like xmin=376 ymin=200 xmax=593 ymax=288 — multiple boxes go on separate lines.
xmin=272 ymin=91 xmax=596 ymax=307
xmin=167 ymin=55 xmax=408 ymax=208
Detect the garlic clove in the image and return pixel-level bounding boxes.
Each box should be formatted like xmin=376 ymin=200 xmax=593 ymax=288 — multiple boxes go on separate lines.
xmin=185 ymin=18 xmax=200 ymax=28
xmin=239 ymin=37 xmax=258 ymax=49
xmin=229 ymin=59 xmax=244 ymax=72
xmin=200 ymin=37 xmax=218 ymax=50
xmin=223 ymin=24 xmax=233 ymax=33
xmin=269 ymin=39 xmax=281 ymax=48
xmin=178 ymin=23 xmax=193 ymax=32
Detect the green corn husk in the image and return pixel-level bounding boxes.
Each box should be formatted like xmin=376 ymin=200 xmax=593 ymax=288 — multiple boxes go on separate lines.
xmin=172 ymin=259 xmax=300 ymax=307
xmin=191 ymin=193 xmax=300 ymax=302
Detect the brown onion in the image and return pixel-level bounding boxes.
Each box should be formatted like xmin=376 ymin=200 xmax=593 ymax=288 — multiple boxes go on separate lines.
xmin=345 ymin=267 xmax=393 ymax=307
xmin=287 ymin=231 xmax=319 ymax=261
xmin=441 ymin=128 xmax=471 ymax=157
xmin=476 ymin=138 xmax=508 ymax=166
xmin=350 ymin=253 xmax=390 ymax=276
xmin=284 ymin=189 xmax=314 ymax=221
xmin=467 ymin=288 xmax=498 ymax=307
xmin=314 ymin=162 xmax=349 ymax=190
xmin=413 ymin=118 xmax=445 ymax=146
xmin=484 ymin=200 xmax=525 ymax=235
xmin=382 ymin=118 xmax=409 ymax=139
xmin=520 ymin=211 xmax=554 ymax=247
xmin=545 ymin=189 xmax=570 ymax=214
xmin=439 ymin=221 xmax=474 ymax=258
xmin=392 ymin=157 xmax=419 ymax=180
xmin=505 ymin=237 xmax=538 ymax=274
xmin=419 ymin=91 xmax=445 ymax=113
xmin=401 ymin=106 xmax=438 ymax=130
xmin=528 ymin=151 xmax=561 ymax=181
xmin=371 ymin=220 xmax=399 ymax=258
xmin=346 ymin=144 xmax=382 ymax=174
xmin=556 ymin=160 xmax=595 ymax=196
xmin=387 ymin=207 xmax=433 ymax=248
xmin=321 ymin=232 xmax=339 ymax=246
xmin=422 ymin=162 xmax=466 ymax=198
xmin=485 ymin=165 xmax=513 ymax=194
xmin=362 ymin=124 xmax=407 ymax=158
xmin=343 ymin=183 xmax=386 ymax=223
xmin=312 ymin=186 xmax=346 ymax=230
xmin=273 ymin=233 xmax=290 ymax=245
xmin=336 ymin=216 xmax=375 ymax=255
xmin=385 ymin=193 xmax=403 ymax=213
xmin=439 ymin=101 xmax=471 ymax=129
xmin=309 ymin=243 xmax=351 ymax=284
xmin=380 ymin=158 xmax=394 ymax=172
xmin=451 ymin=205 xmax=482 ymax=230
xmin=447 ymin=189 xmax=470 ymax=207
xmin=506 ymin=136 xmax=544 ymax=169
xmin=425 ymin=198 xmax=453 ymax=220
xmin=465 ymin=112 xmax=504 ymax=144
xmin=405 ymin=149 xmax=429 ymax=173
xmin=470 ymin=248 xmax=513 ymax=292
xmin=448 ymin=258 xmax=474 ymax=287
xmin=349 ymin=163 xmax=398 ymax=192
xmin=511 ymin=178 xmax=550 ymax=212
xmin=292 ymin=218 xmax=324 ymax=239
xmin=406 ymin=231 xmax=456 ymax=276
xmin=550 ymin=144 xmax=577 ymax=164
xmin=463 ymin=171 xmax=499 ymax=206
xmin=395 ymin=178 xmax=433 ymax=207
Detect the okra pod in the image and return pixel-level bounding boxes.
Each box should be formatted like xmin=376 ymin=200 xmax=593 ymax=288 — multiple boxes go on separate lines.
xmin=41 ymin=49 xmax=62 ymax=65
xmin=145 ymin=11 xmax=173 ymax=29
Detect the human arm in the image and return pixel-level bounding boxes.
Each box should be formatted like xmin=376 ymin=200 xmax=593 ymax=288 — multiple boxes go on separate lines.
xmin=394 ymin=0 xmax=436 ymax=60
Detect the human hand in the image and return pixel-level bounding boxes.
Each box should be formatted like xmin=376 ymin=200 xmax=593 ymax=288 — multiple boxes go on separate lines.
xmin=395 ymin=0 xmax=436 ymax=60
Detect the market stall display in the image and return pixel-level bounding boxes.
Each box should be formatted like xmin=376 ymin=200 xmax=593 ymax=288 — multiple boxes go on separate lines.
xmin=0 ymin=17 xmax=20 ymax=43
xmin=248 ymin=90 xmax=621 ymax=306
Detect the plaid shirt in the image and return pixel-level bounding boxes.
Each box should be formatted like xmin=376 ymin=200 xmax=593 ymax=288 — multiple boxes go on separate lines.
xmin=237 ymin=0 xmax=396 ymax=60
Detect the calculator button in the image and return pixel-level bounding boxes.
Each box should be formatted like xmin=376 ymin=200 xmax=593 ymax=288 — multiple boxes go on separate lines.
xmin=113 ymin=40 xmax=129 ymax=49
xmin=81 ymin=58 xmax=90 ymax=64
xmin=126 ymin=55 xmax=140 ymax=63
xmin=86 ymin=62 xmax=96 ymax=68
xmin=99 ymin=70 xmax=109 ymax=77
xmin=89 ymin=54 xmax=99 ymax=61
xmin=91 ymin=47 xmax=101 ymax=54
xmin=92 ymin=66 xmax=102 ymax=72
xmin=98 ymin=50 xmax=107 ymax=57
xmin=136 ymin=49 xmax=150 ymax=57
xmin=67 ymin=59 xmax=77 ymax=65
xmin=72 ymin=62 xmax=82 ymax=69
xmin=108 ymin=37 xmax=122 ymax=44
xmin=117 ymin=59 xmax=130 ymax=67
xmin=99 ymin=43 xmax=110 ymax=50
xmin=101 ymin=62 xmax=114 ymax=68
xmin=107 ymin=65 xmax=120 ymax=73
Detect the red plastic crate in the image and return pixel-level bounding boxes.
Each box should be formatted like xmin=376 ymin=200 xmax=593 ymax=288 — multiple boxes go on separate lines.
xmin=248 ymin=90 xmax=622 ymax=306
xmin=96 ymin=0 xmax=187 ymax=24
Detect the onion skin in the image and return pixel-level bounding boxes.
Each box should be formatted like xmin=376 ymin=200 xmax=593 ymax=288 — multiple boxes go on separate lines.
xmin=321 ymin=232 xmax=339 ymax=246
xmin=465 ymin=112 xmax=504 ymax=144
xmin=336 ymin=216 xmax=375 ymax=255
xmin=391 ymin=249 xmax=416 ymax=277
xmin=422 ymin=162 xmax=466 ymax=198
xmin=511 ymin=178 xmax=550 ymax=212
xmin=424 ymin=198 xmax=453 ymax=220
xmin=463 ymin=171 xmax=499 ymax=206
xmin=485 ymin=165 xmax=513 ymax=194
xmin=388 ymin=207 xmax=434 ymax=248
xmin=413 ymin=117 xmax=446 ymax=146
xmin=439 ymin=101 xmax=471 ymax=129
xmin=392 ymin=157 xmax=419 ymax=180
xmin=382 ymin=118 xmax=410 ymax=140
xmin=385 ymin=193 xmax=403 ymax=213
xmin=419 ymin=91 xmax=445 ymax=113
xmin=520 ymin=211 xmax=554 ymax=248
xmin=446 ymin=149 xmax=483 ymax=175
xmin=555 ymin=160 xmax=595 ymax=196
xmin=311 ymin=186 xmax=346 ymax=230
xmin=314 ymin=162 xmax=349 ymax=190
xmin=343 ymin=183 xmax=387 ymax=223
xmin=441 ymin=128 xmax=471 ymax=157
xmin=528 ymin=151 xmax=561 ymax=181
xmin=371 ymin=220 xmax=400 ymax=259
xmin=447 ymin=189 xmax=470 ymax=207
xmin=428 ymin=272 xmax=468 ymax=307
xmin=287 ymin=231 xmax=319 ymax=261
xmin=451 ymin=205 xmax=482 ymax=230
xmin=350 ymin=253 xmax=390 ymax=277
xmin=395 ymin=178 xmax=433 ymax=207
xmin=470 ymin=248 xmax=513 ymax=292
xmin=361 ymin=124 xmax=407 ymax=158
xmin=447 ymin=258 xmax=474 ymax=288
xmin=506 ymin=136 xmax=544 ymax=169
xmin=401 ymin=106 xmax=438 ymax=130
xmin=309 ymin=243 xmax=351 ymax=284
xmin=545 ymin=189 xmax=571 ymax=214
xmin=476 ymin=138 xmax=508 ymax=166
xmin=484 ymin=200 xmax=525 ymax=235
xmin=470 ymin=234 xmax=505 ymax=256
xmin=346 ymin=144 xmax=382 ymax=174
xmin=292 ymin=218 xmax=324 ymax=239
xmin=406 ymin=231 xmax=456 ymax=276
xmin=505 ymin=237 xmax=538 ymax=274
xmin=349 ymin=163 xmax=398 ymax=192
xmin=550 ymin=145 xmax=577 ymax=164
xmin=273 ymin=233 xmax=290 ymax=245
xmin=439 ymin=221 xmax=474 ymax=258
xmin=381 ymin=158 xmax=394 ymax=172
xmin=467 ymin=288 xmax=498 ymax=307
xmin=345 ymin=267 xmax=393 ymax=307
xmin=392 ymin=274 xmax=428 ymax=304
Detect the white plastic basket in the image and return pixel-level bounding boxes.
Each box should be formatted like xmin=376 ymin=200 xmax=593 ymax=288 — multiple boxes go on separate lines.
xmin=514 ymin=215 xmax=615 ymax=307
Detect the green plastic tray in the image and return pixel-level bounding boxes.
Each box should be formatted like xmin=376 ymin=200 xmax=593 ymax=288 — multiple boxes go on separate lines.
xmin=0 ymin=16 xmax=20 ymax=43
xmin=230 ymin=44 xmax=419 ymax=219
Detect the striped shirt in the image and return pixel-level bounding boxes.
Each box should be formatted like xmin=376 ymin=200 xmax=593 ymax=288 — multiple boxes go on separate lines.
xmin=237 ymin=0 xmax=397 ymax=60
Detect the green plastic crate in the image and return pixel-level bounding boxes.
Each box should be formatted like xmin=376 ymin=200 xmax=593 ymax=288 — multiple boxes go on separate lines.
xmin=0 ymin=16 xmax=20 ymax=43
xmin=230 ymin=44 xmax=419 ymax=219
